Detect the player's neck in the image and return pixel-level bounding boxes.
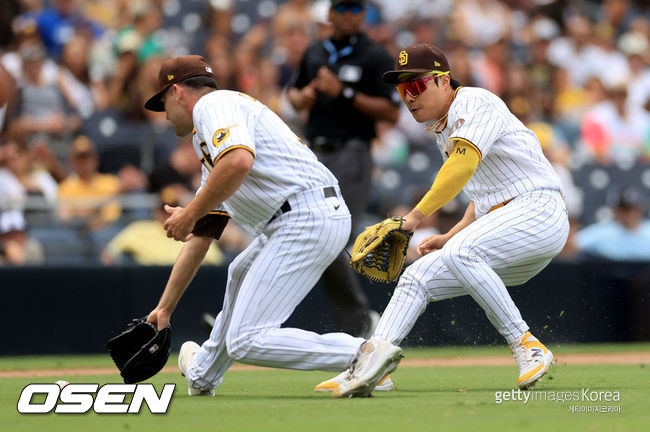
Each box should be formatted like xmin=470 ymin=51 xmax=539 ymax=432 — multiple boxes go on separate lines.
xmin=185 ymin=88 xmax=216 ymax=113
xmin=436 ymin=89 xmax=456 ymax=122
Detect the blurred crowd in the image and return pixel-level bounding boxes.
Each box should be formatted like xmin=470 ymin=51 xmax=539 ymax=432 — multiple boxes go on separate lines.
xmin=0 ymin=0 xmax=649 ymax=266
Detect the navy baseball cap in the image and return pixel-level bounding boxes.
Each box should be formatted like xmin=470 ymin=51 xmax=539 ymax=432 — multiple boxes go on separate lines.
xmin=383 ymin=43 xmax=451 ymax=84
xmin=144 ymin=55 xmax=218 ymax=112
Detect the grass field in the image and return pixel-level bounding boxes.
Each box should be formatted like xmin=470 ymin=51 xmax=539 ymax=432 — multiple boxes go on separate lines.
xmin=1 ymin=343 xmax=649 ymax=432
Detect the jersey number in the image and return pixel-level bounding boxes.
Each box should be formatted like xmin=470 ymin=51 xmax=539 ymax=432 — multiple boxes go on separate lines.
xmin=199 ymin=142 xmax=214 ymax=171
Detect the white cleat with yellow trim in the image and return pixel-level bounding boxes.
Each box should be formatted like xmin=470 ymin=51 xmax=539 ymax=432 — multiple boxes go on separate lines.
xmin=331 ymin=339 xmax=403 ymax=398
xmin=510 ymin=332 xmax=553 ymax=389
xmin=315 ymin=371 xmax=394 ymax=393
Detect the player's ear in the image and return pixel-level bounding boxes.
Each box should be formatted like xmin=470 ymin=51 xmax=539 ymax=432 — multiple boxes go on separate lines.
xmin=170 ymin=84 xmax=181 ymax=100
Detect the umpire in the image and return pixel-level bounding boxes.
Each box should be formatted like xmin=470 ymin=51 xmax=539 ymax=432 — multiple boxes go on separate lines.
xmin=287 ymin=0 xmax=399 ymax=337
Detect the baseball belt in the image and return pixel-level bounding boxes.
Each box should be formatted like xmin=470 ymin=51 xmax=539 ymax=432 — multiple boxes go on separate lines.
xmin=488 ymin=198 xmax=514 ymax=213
xmin=268 ymin=187 xmax=338 ymax=224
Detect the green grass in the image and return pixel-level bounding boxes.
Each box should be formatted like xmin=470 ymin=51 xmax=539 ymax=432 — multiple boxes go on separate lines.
xmin=1 ymin=344 xmax=649 ymax=431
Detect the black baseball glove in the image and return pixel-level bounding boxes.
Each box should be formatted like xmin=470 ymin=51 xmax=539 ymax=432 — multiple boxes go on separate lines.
xmin=106 ymin=317 xmax=171 ymax=384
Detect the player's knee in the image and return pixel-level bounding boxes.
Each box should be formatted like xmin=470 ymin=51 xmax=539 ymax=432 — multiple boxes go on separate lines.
xmin=441 ymin=239 xmax=475 ymax=269
xmin=225 ymin=328 xmax=254 ymax=361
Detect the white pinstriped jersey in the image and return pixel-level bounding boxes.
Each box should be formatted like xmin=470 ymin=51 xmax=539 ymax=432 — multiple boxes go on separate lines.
xmin=192 ymin=90 xmax=338 ymax=234
xmin=428 ymin=87 xmax=563 ymax=218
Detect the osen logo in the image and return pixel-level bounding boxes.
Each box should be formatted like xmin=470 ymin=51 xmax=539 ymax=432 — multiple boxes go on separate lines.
xmin=17 ymin=383 xmax=175 ymax=414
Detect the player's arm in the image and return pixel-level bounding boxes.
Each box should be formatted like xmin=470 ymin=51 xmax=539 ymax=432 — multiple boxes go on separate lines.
xmin=147 ymin=235 xmax=213 ymax=330
xmin=163 ymin=148 xmax=254 ymax=241
xmin=416 ymin=201 xmax=476 ymax=256
xmin=401 ymin=140 xmax=480 ymax=232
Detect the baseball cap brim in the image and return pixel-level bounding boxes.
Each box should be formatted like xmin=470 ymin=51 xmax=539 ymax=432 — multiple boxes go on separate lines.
xmin=144 ymin=85 xmax=172 ymax=112
xmin=382 ymin=69 xmax=432 ymax=84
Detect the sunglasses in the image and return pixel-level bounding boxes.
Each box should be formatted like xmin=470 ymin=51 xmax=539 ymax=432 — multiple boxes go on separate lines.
xmin=396 ymin=71 xmax=450 ymax=99
xmin=333 ymin=3 xmax=363 ymax=14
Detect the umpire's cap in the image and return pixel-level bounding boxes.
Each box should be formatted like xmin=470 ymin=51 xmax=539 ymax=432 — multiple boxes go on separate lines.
xmin=383 ymin=43 xmax=451 ymax=84
xmin=144 ymin=55 xmax=217 ymax=112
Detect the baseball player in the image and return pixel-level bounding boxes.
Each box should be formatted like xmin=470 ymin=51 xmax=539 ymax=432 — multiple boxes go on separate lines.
xmin=143 ymin=55 xmax=370 ymax=396
xmin=320 ymin=44 xmax=570 ymax=398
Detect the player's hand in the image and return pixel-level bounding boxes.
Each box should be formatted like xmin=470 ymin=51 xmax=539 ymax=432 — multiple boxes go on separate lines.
xmin=163 ymin=205 xmax=195 ymax=242
xmin=301 ymin=80 xmax=318 ymax=110
xmin=417 ymin=234 xmax=451 ymax=256
xmin=316 ymin=66 xmax=343 ymax=98
xmin=147 ymin=307 xmax=171 ymax=331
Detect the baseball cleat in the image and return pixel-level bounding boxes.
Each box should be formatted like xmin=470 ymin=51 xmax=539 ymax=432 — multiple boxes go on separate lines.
xmin=332 ymin=338 xmax=403 ymax=398
xmin=510 ymin=331 xmax=554 ymax=389
xmin=314 ymin=372 xmax=394 ymax=393
xmin=178 ymin=341 xmax=215 ymax=396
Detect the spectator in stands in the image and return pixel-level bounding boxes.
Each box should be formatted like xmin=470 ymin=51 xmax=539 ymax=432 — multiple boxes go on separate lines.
xmin=576 ymin=187 xmax=650 ymax=261
xmin=618 ymin=30 xmax=650 ymax=111
xmin=32 ymin=0 xmax=104 ymax=61
xmin=204 ymin=34 xmax=237 ymax=90
xmin=6 ymin=42 xmax=81 ymax=149
xmin=57 ymin=33 xmax=109 ymax=117
xmin=580 ymin=80 xmax=650 ymax=164
xmin=451 ymin=0 xmax=512 ymax=49
xmin=0 ymin=140 xmax=59 ymax=207
xmin=528 ymin=121 xmax=583 ymax=219
xmin=0 ymin=141 xmax=28 ymax=265
xmin=101 ymin=187 xmax=224 ymax=266
xmin=57 ymin=135 xmax=121 ymax=229
xmin=547 ymin=15 xmax=599 ymax=87
xmin=107 ymin=0 xmax=163 ymax=109
xmin=1 ymin=15 xmax=57 ymax=87
xmin=0 ymin=139 xmax=46 ymax=265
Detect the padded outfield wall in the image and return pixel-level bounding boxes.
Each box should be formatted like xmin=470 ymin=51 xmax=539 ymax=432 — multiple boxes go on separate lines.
xmin=1 ymin=261 xmax=649 ymax=355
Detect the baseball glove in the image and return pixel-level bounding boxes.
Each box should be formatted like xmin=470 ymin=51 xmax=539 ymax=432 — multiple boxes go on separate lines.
xmin=106 ymin=317 xmax=171 ymax=384
xmin=349 ymin=217 xmax=412 ymax=283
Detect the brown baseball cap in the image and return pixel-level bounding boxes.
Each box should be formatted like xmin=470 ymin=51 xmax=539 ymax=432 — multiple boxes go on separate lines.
xmin=144 ymin=55 xmax=217 ymax=112
xmin=382 ymin=43 xmax=450 ymax=84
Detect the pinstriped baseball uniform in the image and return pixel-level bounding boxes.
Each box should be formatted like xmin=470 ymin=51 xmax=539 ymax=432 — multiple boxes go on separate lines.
xmin=185 ymin=90 xmax=364 ymax=391
xmin=373 ymin=86 xmax=570 ymax=344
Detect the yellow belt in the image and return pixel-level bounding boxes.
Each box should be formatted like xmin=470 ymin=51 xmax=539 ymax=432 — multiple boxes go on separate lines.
xmin=488 ymin=198 xmax=514 ymax=213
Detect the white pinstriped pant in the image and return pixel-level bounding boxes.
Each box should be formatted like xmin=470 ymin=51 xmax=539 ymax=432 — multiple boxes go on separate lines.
xmin=374 ymin=189 xmax=570 ymax=345
xmin=186 ymin=186 xmax=364 ymax=390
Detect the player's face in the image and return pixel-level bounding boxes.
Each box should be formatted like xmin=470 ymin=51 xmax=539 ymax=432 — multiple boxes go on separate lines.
xmin=163 ymin=85 xmax=193 ymax=136
xmin=400 ymin=75 xmax=452 ymax=123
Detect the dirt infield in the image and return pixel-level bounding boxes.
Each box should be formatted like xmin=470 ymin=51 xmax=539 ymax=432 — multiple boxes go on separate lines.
xmin=1 ymin=351 xmax=648 ymax=379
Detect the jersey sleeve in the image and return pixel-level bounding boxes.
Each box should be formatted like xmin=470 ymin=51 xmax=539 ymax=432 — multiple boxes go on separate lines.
xmin=446 ymin=96 xmax=505 ymax=157
xmin=194 ymin=97 xmax=255 ymax=165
